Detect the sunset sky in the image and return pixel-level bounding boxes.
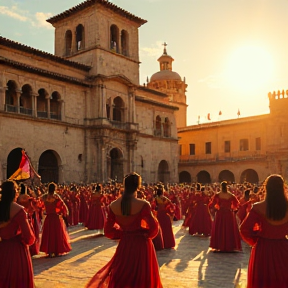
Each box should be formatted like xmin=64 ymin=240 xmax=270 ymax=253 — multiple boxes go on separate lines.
xmin=1 ymin=0 xmax=288 ymax=125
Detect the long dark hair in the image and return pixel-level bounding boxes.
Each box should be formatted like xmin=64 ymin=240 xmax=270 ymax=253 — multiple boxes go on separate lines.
xmin=0 ymin=181 xmax=18 ymax=222
xmin=221 ymin=181 xmax=228 ymax=193
xmin=48 ymin=182 xmax=57 ymax=195
xmin=265 ymin=174 xmax=288 ymax=220
xmin=121 ymin=172 xmax=141 ymax=216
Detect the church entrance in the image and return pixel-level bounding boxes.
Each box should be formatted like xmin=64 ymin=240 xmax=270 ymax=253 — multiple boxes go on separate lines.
xmin=157 ymin=160 xmax=170 ymax=183
xmin=38 ymin=150 xmax=59 ymax=183
xmin=109 ymin=148 xmax=124 ymax=182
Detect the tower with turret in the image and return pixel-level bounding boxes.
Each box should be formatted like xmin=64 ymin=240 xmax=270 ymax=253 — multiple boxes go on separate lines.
xmin=147 ymin=43 xmax=188 ymax=128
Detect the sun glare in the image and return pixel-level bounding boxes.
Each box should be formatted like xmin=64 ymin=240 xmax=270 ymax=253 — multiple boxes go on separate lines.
xmin=225 ymin=45 xmax=274 ymax=92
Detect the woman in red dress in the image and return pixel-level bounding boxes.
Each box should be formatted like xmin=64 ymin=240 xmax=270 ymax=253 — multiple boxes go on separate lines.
xmin=237 ymin=189 xmax=252 ymax=224
xmin=155 ymin=184 xmax=175 ymax=249
xmin=85 ymin=172 xmax=162 ymax=288
xmin=0 ymin=180 xmax=35 ymax=288
xmin=189 ymin=186 xmax=212 ymax=236
xmin=209 ymin=181 xmax=242 ymax=252
xmin=40 ymin=182 xmax=71 ymax=257
xmin=85 ymin=184 xmax=105 ymax=231
xmin=240 ymin=174 xmax=288 ymax=288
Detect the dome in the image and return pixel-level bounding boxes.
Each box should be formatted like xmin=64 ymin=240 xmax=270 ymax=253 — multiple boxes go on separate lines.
xmin=150 ymin=70 xmax=181 ymax=82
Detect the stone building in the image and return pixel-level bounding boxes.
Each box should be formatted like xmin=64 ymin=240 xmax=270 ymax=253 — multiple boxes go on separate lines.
xmin=145 ymin=44 xmax=288 ymax=184
xmin=177 ymin=90 xmax=288 ymax=184
xmin=0 ymin=0 xmax=179 ymax=184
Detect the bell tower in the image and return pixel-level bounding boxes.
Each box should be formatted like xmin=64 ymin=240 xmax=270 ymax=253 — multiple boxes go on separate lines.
xmin=147 ymin=43 xmax=188 ymax=128
xmin=47 ymin=0 xmax=147 ymax=85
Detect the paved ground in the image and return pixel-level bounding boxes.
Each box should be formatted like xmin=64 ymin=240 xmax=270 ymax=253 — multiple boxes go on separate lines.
xmin=32 ymin=221 xmax=250 ymax=288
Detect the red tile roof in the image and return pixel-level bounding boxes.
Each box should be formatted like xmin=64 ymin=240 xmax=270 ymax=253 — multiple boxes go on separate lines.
xmin=47 ymin=0 xmax=147 ymax=26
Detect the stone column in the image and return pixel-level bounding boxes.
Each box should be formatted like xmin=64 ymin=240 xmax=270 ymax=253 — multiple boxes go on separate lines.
xmin=16 ymin=90 xmax=21 ymax=113
xmin=96 ymin=80 xmax=106 ymax=118
xmin=32 ymin=93 xmax=37 ymax=117
xmin=128 ymin=86 xmax=136 ymax=123
xmin=46 ymin=94 xmax=50 ymax=119
xmin=0 ymin=73 xmax=6 ymax=111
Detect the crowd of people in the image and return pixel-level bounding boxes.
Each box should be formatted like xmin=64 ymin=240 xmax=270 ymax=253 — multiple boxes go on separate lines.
xmin=0 ymin=173 xmax=288 ymax=287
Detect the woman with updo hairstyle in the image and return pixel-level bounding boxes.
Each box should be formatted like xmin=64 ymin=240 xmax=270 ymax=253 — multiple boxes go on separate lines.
xmin=40 ymin=182 xmax=71 ymax=257
xmin=154 ymin=184 xmax=175 ymax=249
xmin=86 ymin=172 xmax=163 ymax=288
xmin=240 ymin=174 xmax=288 ymax=288
xmin=86 ymin=183 xmax=105 ymax=231
xmin=0 ymin=180 xmax=35 ymax=288
xmin=209 ymin=181 xmax=242 ymax=252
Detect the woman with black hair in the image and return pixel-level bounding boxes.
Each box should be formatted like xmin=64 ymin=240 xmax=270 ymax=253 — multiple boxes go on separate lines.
xmin=209 ymin=181 xmax=242 ymax=252
xmin=86 ymin=172 xmax=163 ymax=288
xmin=86 ymin=183 xmax=105 ymax=231
xmin=0 ymin=180 xmax=35 ymax=288
xmin=40 ymin=182 xmax=71 ymax=257
xmin=240 ymin=174 xmax=288 ymax=288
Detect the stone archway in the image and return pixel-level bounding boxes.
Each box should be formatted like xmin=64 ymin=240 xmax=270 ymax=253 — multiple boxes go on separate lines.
xmin=179 ymin=171 xmax=191 ymax=183
xmin=157 ymin=160 xmax=170 ymax=183
xmin=38 ymin=150 xmax=60 ymax=183
xmin=219 ymin=170 xmax=235 ymax=183
xmin=197 ymin=170 xmax=211 ymax=184
xmin=109 ymin=148 xmax=124 ymax=182
xmin=7 ymin=147 xmax=23 ymax=179
xmin=240 ymin=169 xmax=259 ymax=184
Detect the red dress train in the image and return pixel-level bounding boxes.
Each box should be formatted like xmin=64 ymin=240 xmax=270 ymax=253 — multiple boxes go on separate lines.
xmin=86 ymin=193 xmax=105 ymax=230
xmin=209 ymin=193 xmax=242 ymax=252
xmin=189 ymin=193 xmax=212 ymax=236
xmin=155 ymin=196 xmax=175 ymax=249
xmin=40 ymin=195 xmax=71 ymax=255
xmin=85 ymin=202 xmax=163 ymax=288
xmin=240 ymin=207 xmax=288 ymax=288
xmin=0 ymin=208 xmax=35 ymax=288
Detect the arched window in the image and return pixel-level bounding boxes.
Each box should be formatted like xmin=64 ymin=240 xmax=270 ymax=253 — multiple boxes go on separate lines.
xmin=20 ymin=84 xmax=33 ymax=115
xmin=163 ymin=117 xmax=171 ymax=137
xmin=121 ymin=29 xmax=129 ymax=56
xmin=113 ymin=96 xmax=124 ymax=122
xmin=5 ymin=80 xmax=18 ymax=112
xmin=110 ymin=24 xmax=119 ymax=53
xmin=76 ymin=24 xmax=85 ymax=50
xmin=65 ymin=30 xmax=72 ymax=56
xmin=155 ymin=115 xmax=162 ymax=136
xmin=50 ymin=91 xmax=61 ymax=120
xmin=37 ymin=88 xmax=48 ymax=118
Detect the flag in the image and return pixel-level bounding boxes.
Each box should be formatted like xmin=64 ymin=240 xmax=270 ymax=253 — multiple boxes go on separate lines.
xmin=219 ymin=111 xmax=222 ymax=116
xmin=9 ymin=150 xmax=41 ymax=185
xmin=237 ymin=109 xmax=240 ymax=117
xmin=207 ymin=113 xmax=211 ymax=120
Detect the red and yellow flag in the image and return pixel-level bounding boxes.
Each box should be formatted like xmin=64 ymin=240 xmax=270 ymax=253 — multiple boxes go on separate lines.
xmin=9 ymin=150 xmax=32 ymax=181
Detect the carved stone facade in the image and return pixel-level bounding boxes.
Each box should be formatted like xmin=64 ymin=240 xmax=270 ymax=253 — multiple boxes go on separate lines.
xmin=0 ymin=0 xmax=179 ymax=184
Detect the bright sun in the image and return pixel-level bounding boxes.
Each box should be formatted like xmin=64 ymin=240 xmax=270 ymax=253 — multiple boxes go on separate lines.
xmin=225 ymin=45 xmax=274 ymax=92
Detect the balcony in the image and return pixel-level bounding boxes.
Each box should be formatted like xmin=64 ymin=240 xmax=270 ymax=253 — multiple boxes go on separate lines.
xmin=37 ymin=111 xmax=48 ymax=118
xmin=20 ymin=107 xmax=32 ymax=116
xmin=179 ymin=152 xmax=267 ymax=164
xmin=5 ymin=104 xmax=17 ymax=112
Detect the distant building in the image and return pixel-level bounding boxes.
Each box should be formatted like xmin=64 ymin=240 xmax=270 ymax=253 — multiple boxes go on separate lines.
xmin=148 ymin=49 xmax=288 ymax=184
xmin=0 ymin=0 xmax=179 ymax=184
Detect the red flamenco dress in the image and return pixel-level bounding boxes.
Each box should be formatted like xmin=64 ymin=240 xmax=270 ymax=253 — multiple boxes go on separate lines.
xmin=189 ymin=192 xmax=212 ymax=236
xmin=85 ymin=202 xmax=163 ymax=288
xmin=155 ymin=196 xmax=175 ymax=249
xmin=0 ymin=208 xmax=35 ymax=288
xmin=240 ymin=207 xmax=288 ymax=288
xmin=40 ymin=195 xmax=71 ymax=256
xmin=86 ymin=192 xmax=105 ymax=230
xmin=209 ymin=193 xmax=242 ymax=252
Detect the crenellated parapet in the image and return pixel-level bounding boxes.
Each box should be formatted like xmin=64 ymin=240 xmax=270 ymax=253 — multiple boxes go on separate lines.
xmin=268 ymin=89 xmax=288 ymax=115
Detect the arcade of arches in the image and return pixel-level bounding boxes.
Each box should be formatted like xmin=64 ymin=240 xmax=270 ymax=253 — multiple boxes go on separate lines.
xmin=6 ymin=148 xmax=172 ymax=184
xmin=179 ymin=169 xmax=259 ymax=184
